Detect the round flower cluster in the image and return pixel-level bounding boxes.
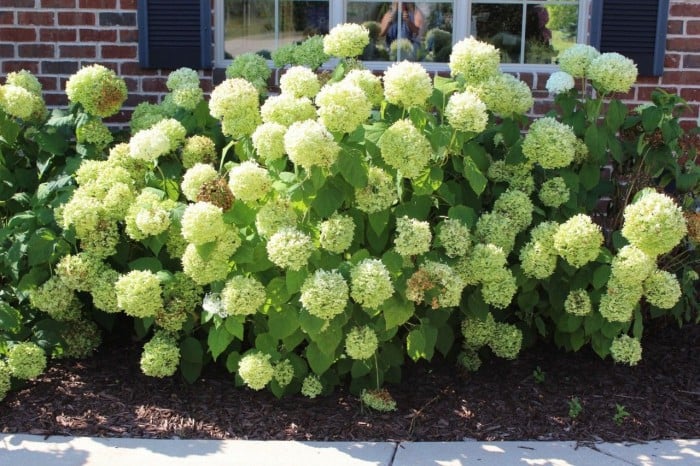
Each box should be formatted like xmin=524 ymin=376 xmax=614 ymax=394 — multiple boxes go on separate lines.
xmin=166 ymin=67 xmax=200 ymax=90
xmin=152 ymin=118 xmax=187 ymax=153
xmin=382 ymin=61 xmax=433 ymax=109
xmin=0 ymin=84 xmax=45 ymax=120
xmin=209 ymin=78 xmax=261 ymax=138
xmin=57 ymin=319 xmax=102 ymax=359
xmin=273 ymin=360 xmax=295 ymax=387
xmin=255 ymin=199 xmax=297 ymax=237
xmin=181 ymin=202 xmax=227 ymax=245
xmin=29 ymin=276 xmax=80 ymax=321
xmin=129 ymin=101 xmax=167 ymax=133
xmin=445 ymin=90 xmax=488 ymax=134
xmin=76 ymin=119 xmax=113 ymax=148
xmin=458 ymin=346 xmax=482 ymax=372
xmin=300 ymin=269 xmax=349 ymax=319
xmin=474 ymin=213 xmax=517 ymax=254
xmin=125 ymin=191 xmax=173 ymax=240
xmin=389 ymin=38 xmax=415 ymax=61
xmin=319 ymin=214 xmax=355 ymax=253
xmin=609 ymin=335 xmax=642 ymax=366
xmin=135 ymin=205 xmax=170 ymax=239
xmin=56 ymin=253 xmax=102 ymax=292
xmin=553 ymin=214 xmax=603 ymax=267
xmin=344 ymin=69 xmax=384 ymax=106
xmin=455 ymin=243 xmax=507 ymax=285
xmin=487 ymin=161 xmax=535 ymax=194
xmin=643 ymin=269 xmax=681 ymax=309
xmin=182 ymin=234 xmax=240 ymax=285
xmin=621 ymin=189 xmax=687 ymax=257
xmin=279 ymin=66 xmax=320 ymax=98
xmin=158 ymin=273 xmax=202 ymax=332
xmin=0 ymin=361 xmax=10 ymax=401
xmin=489 ymin=323 xmax=523 ymax=360
xmin=379 ymin=119 xmax=431 ymax=179
xmin=361 ymin=389 xmax=397 ymax=412
xmin=115 ymin=270 xmax=164 ymax=318
xmin=221 ymin=275 xmax=267 ymax=316
xmin=611 ymin=245 xmax=655 ymax=284
xmin=228 ymin=161 xmax=272 ymax=203
xmin=350 ymin=259 xmax=394 ymax=310
xmin=599 ymin=277 xmax=643 ymax=322
xmin=261 ymin=94 xmax=316 ymax=127
xmin=394 ymin=216 xmax=432 ymax=257
xmin=493 ymin=190 xmax=534 ymax=233
xmin=181 ymin=163 xmax=219 ymax=202
xmin=461 ymin=313 xmax=495 ymax=348
xmin=129 ymin=126 xmax=172 ymax=162
xmin=140 ymin=331 xmax=180 ymax=378
xmin=284 ymin=119 xmax=341 ymax=170
xmin=355 ymin=167 xmax=397 ymax=213
xmin=238 ymin=352 xmax=274 ymax=390
xmin=406 ymin=261 xmax=463 ymax=309
xmin=225 ymin=52 xmax=271 ymax=94
xmin=564 ymin=289 xmax=592 ymax=316
xmin=252 ymin=122 xmax=287 ymax=162
xmin=172 ymin=85 xmax=203 ymax=111
xmin=323 ymin=23 xmax=369 ymax=58
xmin=78 ymin=223 xmax=117 ymax=258
xmin=539 ymin=177 xmax=570 ymax=208
xmin=481 ymin=267 xmax=517 ymax=309
xmin=470 ymin=73 xmax=533 ymax=117
xmin=315 ymin=81 xmax=372 ymax=134
xmin=6 ymin=69 xmax=42 ymax=96
xmin=301 ymin=374 xmax=323 ymax=398
xmin=588 ymin=52 xmax=638 ymax=94
xmin=436 ymin=218 xmax=471 ymax=258
xmin=449 ymin=37 xmax=500 ymax=83
xmin=545 ymin=71 xmax=575 ymax=95
xmin=345 ymin=326 xmax=379 ymax=360
xmin=520 ymin=240 xmax=557 ymax=280
xmin=267 ymin=227 xmax=314 ymax=271
xmin=182 ymin=135 xmax=217 ymax=168
xmin=7 ymin=342 xmax=46 ymax=380
xmin=90 ymin=267 xmax=120 ymax=313
xmin=66 ymin=64 xmax=127 ymax=117
xmin=557 ymin=44 xmax=600 ymax=78
xmin=522 ymin=117 xmax=577 ymax=169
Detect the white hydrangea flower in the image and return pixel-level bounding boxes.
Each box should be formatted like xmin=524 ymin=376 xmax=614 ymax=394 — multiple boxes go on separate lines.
xmin=181 ymin=163 xmax=219 ymax=202
xmin=228 ymin=161 xmax=272 ymax=203
xmin=545 ymin=71 xmax=575 ymax=95
xmin=383 ymin=61 xmax=433 ymax=109
xmin=279 ymin=66 xmax=321 ymax=98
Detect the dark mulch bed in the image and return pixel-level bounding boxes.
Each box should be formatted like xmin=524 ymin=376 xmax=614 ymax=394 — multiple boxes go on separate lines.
xmin=1 ymin=322 xmax=699 ymax=442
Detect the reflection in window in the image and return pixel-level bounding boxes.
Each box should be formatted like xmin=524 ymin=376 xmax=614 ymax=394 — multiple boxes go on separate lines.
xmin=224 ymin=0 xmax=330 ymax=59
xmin=346 ymin=1 xmax=454 ymax=63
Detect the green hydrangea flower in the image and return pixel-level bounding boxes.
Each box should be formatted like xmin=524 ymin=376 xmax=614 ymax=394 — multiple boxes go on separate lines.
xmin=610 ymin=335 xmax=642 ymax=366
xmin=564 ymin=289 xmax=592 ymax=316
xmin=493 ymin=190 xmax=534 ymax=233
xmin=181 ymin=201 xmax=227 ymax=245
xmin=152 ymin=118 xmax=187 ymax=153
xmin=481 ymin=267 xmax=517 ymax=309
xmin=29 ymin=276 xmax=80 ymax=321
xmin=557 ymin=44 xmax=600 ymax=78
xmin=182 ymin=135 xmax=217 ymax=169
xmin=181 ymin=235 xmax=239 ymax=285
xmin=5 ymin=69 xmax=42 ymax=96
xmin=256 ymin=199 xmax=298 ymax=238
xmin=383 ymin=61 xmax=433 ymax=109
xmin=545 ymin=71 xmax=575 ymax=95
xmin=267 ymin=227 xmax=314 ymax=271
xmin=166 ymin=67 xmax=200 ymax=90
xmin=406 ymin=261 xmax=463 ymax=309
xmin=379 ymin=119 xmax=432 ymax=179
xmin=129 ymin=126 xmax=172 ymax=162
xmin=461 ymin=313 xmax=496 ymax=348
xmin=316 ymin=81 xmax=372 ymax=134
xmin=252 ymin=122 xmax=287 ymax=163
xmin=0 ymin=361 xmax=11 ymax=401
xmin=209 ymin=78 xmax=261 ymax=138
xmin=124 ymin=191 xmax=171 ymax=240
xmin=273 ymin=359 xmax=295 ymax=387
xmin=225 ymin=53 xmax=271 ymax=94
xmin=588 ymin=52 xmax=638 ymax=94
xmin=284 ymin=120 xmax=341 ymax=170
xmin=319 ymin=214 xmax=355 ymax=254
xmin=76 ymin=118 xmax=113 ymax=148
xmin=129 ymin=102 xmax=168 ymax=133
xmin=469 ymin=73 xmax=533 ymax=117
xmin=449 ymin=37 xmax=500 ymax=83
xmin=350 ymin=259 xmax=394 ymax=310
xmin=0 ymin=84 xmax=46 ymax=121
xmin=539 ymin=177 xmax=570 ymax=208
xmin=344 ymin=69 xmax=384 ymax=106
xmin=172 ymin=85 xmax=203 ymax=111
xmin=65 ymin=64 xmax=127 ymax=117
xmin=445 ymin=90 xmax=488 ymax=133
xmin=436 ymin=218 xmax=471 ymax=258
xmin=621 ymin=189 xmax=687 ymax=257
xmin=323 ymin=23 xmax=369 ymax=58
xmin=56 ymin=319 xmax=101 ymax=359
xmin=56 ymin=253 xmax=102 ymax=292
xmin=228 ymin=161 xmax=272 ymax=203
xmin=611 ymin=245 xmax=656 ymax=285
xmin=458 ymin=346 xmax=482 ymax=372
xmin=279 ymin=66 xmax=320 ymax=98
xmin=520 ymin=241 xmax=557 ymax=279
xmin=455 ymin=243 xmax=507 ymax=285
xmin=522 ymin=117 xmax=577 ymax=169
xmin=221 ymin=275 xmax=267 ymax=316
xmin=292 ymin=35 xmax=329 ymax=69
xmin=553 ymin=214 xmax=603 ymax=267
xmin=301 ymin=374 xmax=323 ymax=398
xmin=474 ymin=213 xmax=517 ymax=254
xmin=158 ymin=272 xmax=202 ymax=332
xmin=486 ymin=161 xmax=535 ymax=194
xmin=238 ymin=352 xmax=274 ymax=390
xmin=394 ymin=216 xmax=432 ymax=257
xmin=488 ymin=323 xmax=523 ymax=360
xmin=300 ymin=269 xmax=349 ymax=319
xmin=354 ymin=167 xmax=397 ymax=213
xmin=90 ymin=267 xmax=120 ymax=313
xmin=140 ymin=331 xmax=180 ymax=378
xmin=361 ymin=389 xmax=397 ymax=412
xmin=345 ymin=326 xmax=379 ymax=360
xmin=115 ymin=270 xmax=164 ymax=318
xmin=643 ymin=269 xmax=681 ymax=309
xmin=8 ymin=342 xmax=46 ymax=380
xmin=260 ymin=94 xmax=316 ymax=127
xmin=181 ymin=164 xmax=219 ymax=202
xmin=599 ymin=276 xmax=643 ymax=322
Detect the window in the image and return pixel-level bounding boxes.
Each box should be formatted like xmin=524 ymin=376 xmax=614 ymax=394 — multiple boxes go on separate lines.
xmin=215 ymin=0 xmax=587 ymax=70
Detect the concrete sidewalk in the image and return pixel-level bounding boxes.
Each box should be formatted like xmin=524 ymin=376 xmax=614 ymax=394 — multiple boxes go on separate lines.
xmin=1 ymin=435 xmax=698 ymax=465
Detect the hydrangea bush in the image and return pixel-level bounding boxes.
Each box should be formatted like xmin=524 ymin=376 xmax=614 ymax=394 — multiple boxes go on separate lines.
xmin=1 ymin=29 xmax=698 ymax=406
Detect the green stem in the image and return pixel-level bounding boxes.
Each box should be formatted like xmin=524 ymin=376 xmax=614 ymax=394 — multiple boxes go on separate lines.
xmin=374 ymin=353 xmax=380 ymax=389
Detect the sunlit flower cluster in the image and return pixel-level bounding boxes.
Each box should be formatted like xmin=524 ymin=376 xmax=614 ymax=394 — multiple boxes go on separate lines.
xmin=406 ymin=261 xmax=463 ymax=309
xmin=522 ymin=117 xmax=577 ymax=169
xmin=181 ymin=163 xmax=219 ymax=202
xmin=557 ymin=44 xmax=600 ymax=78
xmin=267 ymin=227 xmax=314 ymax=271
xmin=354 ymin=167 xmax=397 ymax=213
xmin=66 ymin=64 xmax=127 ymax=117
xmin=252 ymin=122 xmax=287 ymax=162
xmin=228 ymin=161 xmax=272 ymax=203
xmin=182 ymin=135 xmax=217 ymax=168
xmin=125 ymin=190 xmax=174 ymax=240
xmin=379 ymin=119 xmax=432 ymax=179
xmin=7 ymin=342 xmax=46 ymax=380
xmin=280 ymin=66 xmax=320 ymax=98
xmin=180 ymin=201 xmax=227 ymax=245
xmin=115 ymin=270 xmax=164 ymax=318
xmin=553 ymin=214 xmax=603 ymax=267
xmin=470 ymin=73 xmax=533 ymax=116
xmin=319 ymin=213 xmax=355 ymax=253
xmin=599 ymin=276 xmax=643 ymax=322
xmin=300 ymin=269 xmax=349 ymax=319
xmin=323 ymin=23 xmax=370 ymax=58
xmin=225 ymin=52 xmax=271 ymax=94
xmin=445 ymin=90 xmax=488 ymax=133
xmin=238 ymin=352 xmax=275 ymax=390
xmin=344 ymin=69 xmax=384 ymax=106
xmin=546 ymin=71 xmax=575 ymax=95
xmin=76 ymin=119 xmax=113 ymax=148
xmin=383 ymin=61 xmax=433 ymax=109
xmin=643 ymin=269 xmax=681 ymax=309
xmin=609 ymin=335 xmax=642 ymax=366
xmin=261 ymin=94 xmax=316 ymax=127
xmin=90 ymin=268 xmax=120 ymax=313
xmin=209 ymin=78 xmax=261 ymax=138
xmin=140 ymin=331 xmax=180 ymax=378
xmin=394 ymin=216 xmax=432 ymax=257
xmin=345 ymin=326 xmax=379 ymax=360
xmin=449 ymin=37 xmax=500 ymax=83
xmin=0 ymin=83 xmax=45 ymax=120
xmin=520 ymin=221 xmax=559 ymax=279
xmin=436 ymin=218 xmax=471 ymax=258
xmin=315 ymin=81 xmax=372 ymax=133
xmin=621 ymin=189 xmax=687 ymax=257
xmin=181 ymin=233 xmax=239 ymax=285
xmin=221 ymin=275 xmax=267 ymax=316
xmin=350 ymin=259 xmax=394 ymax=310
xmin=284 ymin=119 xmax=341 ymax=170
xmin=588 ymin=52 xmax=638 ymax=94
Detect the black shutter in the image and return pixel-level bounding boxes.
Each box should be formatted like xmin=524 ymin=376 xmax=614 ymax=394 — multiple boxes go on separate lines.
xmin=138 ymin=0 xmax=212 ymax=69
xmin=590 ymin=0 xmax=669 ymax=76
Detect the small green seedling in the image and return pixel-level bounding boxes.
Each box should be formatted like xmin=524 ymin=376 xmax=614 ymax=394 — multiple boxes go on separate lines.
xmin=533 ymin=366 xmax=546 ymax=384
xmin=568 ymin=397 xmax=583 ymax=419
xmin=613 ymin=404 xmax=630 ymax=426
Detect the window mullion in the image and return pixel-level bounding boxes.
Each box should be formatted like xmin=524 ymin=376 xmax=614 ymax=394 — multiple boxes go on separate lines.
xmin=454 ymin=0 xmax=469 ymax=41
xmin=330 ymin=0 xmax=344 ymax=29
xmin=519 ymin=1 xmax=527 ymax=63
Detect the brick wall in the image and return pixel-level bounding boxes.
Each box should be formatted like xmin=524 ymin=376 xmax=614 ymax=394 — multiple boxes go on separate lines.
xmin=0 ymin=0 xmax=698 ymax=128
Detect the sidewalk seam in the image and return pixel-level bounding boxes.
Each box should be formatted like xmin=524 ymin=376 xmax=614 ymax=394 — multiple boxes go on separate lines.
xmin=387 ymin=441 xmax=400 ymax=466
xmin=585 ymin=445 xmax=638 ymax=465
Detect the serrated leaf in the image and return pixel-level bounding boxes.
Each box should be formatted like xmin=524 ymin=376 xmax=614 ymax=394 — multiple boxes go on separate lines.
xmin=207 ymin=324 xmax=234 ymax=361
xmin=462 ymin=156 xmax=487 ymax=195
xmin=128 ymin=257 xmax=163 ymax=273
xmin=0 ymin=301 xmax=22 ymax=333
xmin=268 ymin=306 xmax=300 ymax=340
xmin=605 ymin=100 xmax=628 ymax=131
xmin=312 ymin=183 xmax=344 ymax=218
xmin=26 ymin=228 xmax=57 ymax=267
xmin=382 ymin=296 xmax=414 ymax=329
xmin=592 ymin=265 xmax=611 ymax=289
xmin=381 ymin=250 xmax=404 ymax=274
xmin=336 ymin=149 xmax=368 ymax=188
xmin=306 ymin=342 xmax=335 ymax=375
xmin=367 ymin=209 xmax=390 ymax=236
xmin=447 ymin=205 xmax=477 ymax=228
xmin=225 ymin=316 xmax=244 ymax=340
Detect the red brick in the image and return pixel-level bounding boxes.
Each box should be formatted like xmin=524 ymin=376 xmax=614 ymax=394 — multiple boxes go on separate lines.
xmin=120 ymin=0 xmax=137 ymax=9
xmin=40 ymin=0 xmax=75 ymax=7
xmin=670 ymin=3 xmax=700 ymax=17
xmin=142 ymin=78 xmax=168 ymax=93
xmin=680 ymin=119 xmax=699 ymax=132
xmin=3 ymin=61 xmax=40 ymax=74
xmin=119 ymin=29 xmax=138 ymax=43
xmin=667 ymin=20 xmax=683 ymax=35
xmin=45 ymin=93 xmax=68 ymax=106
xmin=79 ymin=29 xmax=117 ymax=42
xmin=125 ymin=94 xmax=159 ymax=107
xmin=18 ymin=43 xmax=55 ymax=58
xmin=59 ymin=45 xmax=96 ymax=58
xmin=637 ymin=86 xmax=678 ymax=101
xmin=6 ymin=0 xmax=36 ymax=6
xmin=119 ymin=61 xmax=148 ymax=75
xmin=685 ymin=54 xmax=700 ymax=69
xmin=688 ymin=21 xmax=700 ymax=36
xmin=36 ymin=76 xmax=56 ymax=91
xmin=124 ymin=77 xmax=138 ymax=92
xmin=58 ymin=12 xmax=95 ymax=26
xmin=0 ymin=11 xmax=13 ymax=24
xmin=664 ymin=53 xmax=681 ymax=69
xmin=40 ymin=28 xmax=76 ymax=42
xmin=0 ymin=44 xmax=13 ymax=57
xmin=637 ymin=76 xmax=661 ymax=86
xmin=667 ymin=37 xmax=700 ymax=53
xmin=17 ymin=11 xmax=54 ymax=26
xmin=101 ymin=44 xmax=137 ymax=59
xmin=41 ymin=60 xmax=79 ymax=74
xmin=680 ymin=88 xmax=700 ymax=102
xmin=0 ymin=28 xmax=37 ymax=42
xmin=82 ymin=61 xmax=118 ymax=72
xmin=662 ymin=70 xmax=700 ymax=85
xmin=79 ymin=0 xmax=116 ymax=7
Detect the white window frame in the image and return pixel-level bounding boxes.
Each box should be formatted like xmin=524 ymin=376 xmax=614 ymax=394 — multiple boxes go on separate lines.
xmin=214 ymin=0 xmax=591 ymax=73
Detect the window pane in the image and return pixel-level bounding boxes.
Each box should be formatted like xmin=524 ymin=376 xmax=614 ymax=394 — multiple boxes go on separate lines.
xmin=224 ymin=0 xmax=329 ymax=59
xmin=542 ymin=2 xmax=579 ymax=60
xmin=346 ymin=1 xmax=454 ymax=62
xmin=524 ymin=4 xmax=558 ymax=64
xmin=472 ymin=3 xmax=524 ymax=63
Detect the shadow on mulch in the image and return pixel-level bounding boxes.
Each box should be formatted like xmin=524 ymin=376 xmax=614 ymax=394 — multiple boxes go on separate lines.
xmin=1 ymin=322 xmax=698 ymax=442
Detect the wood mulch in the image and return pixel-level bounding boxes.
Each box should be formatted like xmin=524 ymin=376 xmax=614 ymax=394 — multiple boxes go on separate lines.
xmin=1 ymin=321 xmax=698 ymax=442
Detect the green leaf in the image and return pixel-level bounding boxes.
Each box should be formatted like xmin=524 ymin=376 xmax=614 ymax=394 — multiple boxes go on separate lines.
xmin=641 ymin=106 xmax=663 ymax=132
xmin=128 ymin=257 xmax=163 ymax=273
xmin=0 ymin=301 xmax=22 ymax=333
xmin=255 ymin=333 xmax=279 ymax=357
xmin=534 ymin=316 xmax=547 ymax=337
xmin=381 ymin=250 xmax=404 ymax=274
xmin=584 ymin=312 xmax=604 ymax=335
xmin=310 ymin=325 xmax=343 ymax=355
xmin=306 ymin=342 xmax=335 ymax=375
xmin=367 ymin=209 xmax=390 ymax=236
xmin=448 ymin=205 xmax=478 ymax=228
xmin=225 ymin=316 xmax=244 ymax=340
xmin=223 ymin=201 xmax=256 ymax=226
xmin=267 ymin=277 xmax=293 ymax=306
xmin=26 ymin=228 xmax=57 ymax=266
xmin=298 ymin=308 xmax=327 ymax=336
xmin=286 ymin=268 xmax=307 ymax=294
xmin=592 ymin=265 xmax=611 ymax=290
xmin=406 ymin=329 xmax=425 ymax=362
xmin=225 ymin=351 xmax=242 ymax=373
xmin=559 ymin=314 xmax=583 ymax=333
xmin=570 ymin=328 xmax=586 ymax=351
xmin=268 ymin=306 xmax=299 ymax=340
xmin=382 ymin=296 xmax=414 ymax=329
xmin=584 ymin=125 xmax=606 ymax=162
xmin=632 ymin=309 xmax=644 ymax=339
xmin=462 ymin=156 xmax=487 ymax=195
xmin=208 ymin=324 xmax=234 ymax=361
xmin=180 ymin=336 xmax=204 ymax=363
xmin=34 ymin=130 xmax=69 ymax=155
xmin=393 ymin=195 xmax=432 ymax=219
xmin=312 ymin=183 xmax=344 ymax=218
xmin=412 ymin=166 xmax=443 ymax=196
xmin=336 ymin=148 xmax=368 ymax=188
xmin=579 ymin=163 xmax=600 ymax=190
xmin=435 ymin=325 xmax=455 ymax=357
xmin=605 ymin=100 xmax=628 ymax=131
xmin=0 ymin=116 xmax=20 ymax=146
xmin=351 ymin=359 xmax=372 ymax=378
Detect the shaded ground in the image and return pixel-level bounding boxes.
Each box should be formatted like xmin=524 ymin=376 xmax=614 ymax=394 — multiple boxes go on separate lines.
xmin=1 ymin=322 xmax=698 ymax=442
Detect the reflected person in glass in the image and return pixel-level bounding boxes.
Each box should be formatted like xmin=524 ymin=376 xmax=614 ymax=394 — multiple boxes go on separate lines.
xmin=379 ymin=1 xmax=425 ymax=48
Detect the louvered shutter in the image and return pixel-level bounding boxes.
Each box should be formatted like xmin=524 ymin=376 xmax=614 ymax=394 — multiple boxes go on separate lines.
xmin=590 ymin=0 xmax=669 ymax=76
xmin=138 ymin=0 xmax=212 ymax=69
